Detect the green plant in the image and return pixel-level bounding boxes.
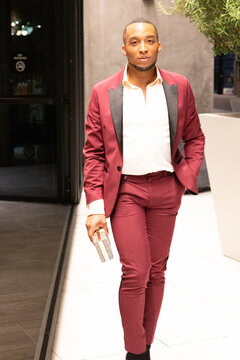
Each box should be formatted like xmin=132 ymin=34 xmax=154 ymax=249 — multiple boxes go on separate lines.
xmin=156 ymin=0 xmax=240 ymax=55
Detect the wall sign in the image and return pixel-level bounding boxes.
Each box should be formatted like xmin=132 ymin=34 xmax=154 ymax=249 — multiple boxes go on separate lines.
xmin=13 ymin=53 xmax=28 ymax=73
xmin=16 ymin=60 xmax=25 ymax=72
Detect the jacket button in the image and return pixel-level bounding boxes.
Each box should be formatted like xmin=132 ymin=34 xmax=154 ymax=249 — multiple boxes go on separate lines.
xmin=117 ymin=166 xmax=121 ymax=171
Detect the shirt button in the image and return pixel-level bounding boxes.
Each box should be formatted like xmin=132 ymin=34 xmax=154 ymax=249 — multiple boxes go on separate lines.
xmin=117 ymin=166 xmax=121 ymax=171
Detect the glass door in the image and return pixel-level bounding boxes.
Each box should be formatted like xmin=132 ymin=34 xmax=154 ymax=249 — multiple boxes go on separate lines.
xmin=0 ymin=0 xmax=83 ymax=202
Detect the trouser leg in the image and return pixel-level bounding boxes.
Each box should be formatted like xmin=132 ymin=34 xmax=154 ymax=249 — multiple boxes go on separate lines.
xmin=111 ymin=200 xmax=151 ymax=354
xmin=143 ymin=173 xmax=184 ymax=345
xmin=143 ymin=210 xmax=177 ymax=346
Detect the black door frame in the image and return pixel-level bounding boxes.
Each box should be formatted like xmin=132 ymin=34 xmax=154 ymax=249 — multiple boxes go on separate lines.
xmin=50 ymin=0 xmax=85 ymax=204
xmin=65 ymin=0 xmax=85 ymax=204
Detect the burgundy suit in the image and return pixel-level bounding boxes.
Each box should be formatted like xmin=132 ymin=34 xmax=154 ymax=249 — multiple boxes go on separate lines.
xmin=83 ymin=67 xmax=205 ymax=217
xmin=83 ymin=67 xmax=205 ymax=354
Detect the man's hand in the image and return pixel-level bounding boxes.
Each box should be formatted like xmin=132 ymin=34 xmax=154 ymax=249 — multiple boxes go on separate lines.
xmin=85 ymin=214 xmax=108 ymax=242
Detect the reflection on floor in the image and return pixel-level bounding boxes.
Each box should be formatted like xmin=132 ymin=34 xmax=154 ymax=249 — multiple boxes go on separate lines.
xmin=52 ymin=191 xmax=240 ymax=360
xmin=0 ymin=201 xmax=69 ymax=360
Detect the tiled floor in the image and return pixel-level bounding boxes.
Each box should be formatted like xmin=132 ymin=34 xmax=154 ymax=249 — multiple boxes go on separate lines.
xmin=52 ymin=191 xmax=240 ymax=360
xmin=0 ymin=201 xmax=69 ymax=360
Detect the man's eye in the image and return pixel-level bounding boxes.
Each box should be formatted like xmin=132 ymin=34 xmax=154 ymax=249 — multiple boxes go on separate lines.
xmin=147 ymin=40 xmax=154 ymax=44
xmin=131 ymin=41 xmax=138 ymax=45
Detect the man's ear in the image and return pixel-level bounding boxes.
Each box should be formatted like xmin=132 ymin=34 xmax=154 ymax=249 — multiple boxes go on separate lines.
xmin=158 ymin=41 xmax=162 ymax=53
xmin=122 ymin=45 xmax=127 ymax=56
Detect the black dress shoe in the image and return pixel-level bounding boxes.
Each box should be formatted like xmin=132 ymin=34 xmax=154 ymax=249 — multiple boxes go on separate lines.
xmin=126 ymin=349 xmax=148 ymax=359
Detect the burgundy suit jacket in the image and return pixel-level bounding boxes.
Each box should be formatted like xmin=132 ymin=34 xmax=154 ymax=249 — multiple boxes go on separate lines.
xmin=83 ymin=67 xmax=205 ymax=218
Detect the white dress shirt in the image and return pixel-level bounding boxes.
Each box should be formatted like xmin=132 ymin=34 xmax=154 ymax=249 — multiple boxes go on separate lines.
xmin=122 ymin=65 xmax=173 ymax=175
xmin=87 ymin=65 xmax=173 ymax=215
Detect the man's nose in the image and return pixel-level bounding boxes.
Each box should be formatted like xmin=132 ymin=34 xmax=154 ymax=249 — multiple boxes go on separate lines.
xmin=139 ymin=41 xmax=147 ymax=53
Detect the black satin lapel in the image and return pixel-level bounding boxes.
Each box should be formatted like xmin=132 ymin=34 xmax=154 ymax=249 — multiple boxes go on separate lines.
xmin=108 ymin=83 xmax=123 ymax=155
xmin=163 ymin=80 xmax=178 ymax=152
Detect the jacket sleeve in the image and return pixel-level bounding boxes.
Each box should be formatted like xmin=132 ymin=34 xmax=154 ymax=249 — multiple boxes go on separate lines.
xmin=182 ymin=81 xmax=205 ymax=177
xmin=83 ymin=87 xmax=105 ymax=205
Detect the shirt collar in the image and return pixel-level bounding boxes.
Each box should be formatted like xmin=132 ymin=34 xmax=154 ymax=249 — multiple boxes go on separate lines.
xmin=122 ymin=64 xmax=163 ymax=88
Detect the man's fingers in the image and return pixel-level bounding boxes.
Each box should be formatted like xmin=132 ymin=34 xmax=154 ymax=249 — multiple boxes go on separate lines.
xmin=85 ymin=214 xmax=108 ymax=241
xmin=102 ymin=223 xmax=109 ymax=235
xmin=88 ymin=227 xmax=95 ymax=239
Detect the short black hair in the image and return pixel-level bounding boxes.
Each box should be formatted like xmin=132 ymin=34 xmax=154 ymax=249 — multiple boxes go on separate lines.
xmin=123 ymin=18 xmax=159 ymax=43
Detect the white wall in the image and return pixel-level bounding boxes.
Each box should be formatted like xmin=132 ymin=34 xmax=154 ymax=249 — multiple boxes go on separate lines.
xmin=84 ymin=0 xmax=213 ymax=114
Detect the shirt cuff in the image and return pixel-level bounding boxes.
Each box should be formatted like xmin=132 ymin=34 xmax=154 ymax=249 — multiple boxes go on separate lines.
xmin=87 ymin=199 xmax=105 ymax=216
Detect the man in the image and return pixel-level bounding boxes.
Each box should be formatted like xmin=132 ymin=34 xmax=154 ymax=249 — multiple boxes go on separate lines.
xmin=83 ymin=18 xmax=205 ymax=360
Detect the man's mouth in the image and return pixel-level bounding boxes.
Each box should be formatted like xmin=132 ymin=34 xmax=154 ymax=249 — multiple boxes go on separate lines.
xmin=139 ymin=56 xmax=150 ymax=64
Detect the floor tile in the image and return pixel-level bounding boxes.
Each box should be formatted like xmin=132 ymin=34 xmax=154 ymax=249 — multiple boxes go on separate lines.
xmin=150 ymin=341 xmax=187 ymax=360
xmin=83 ymin=353 xmax=125 ymax=360
xmin=51 ymin=351 xmax=64 ymax=360
xmin=172 ymin=336 xmax=240 ymax=360
xmin=155 ymin=302 xmax=240 ymax=345
xmin=0 ymin=324 xmax=33 ymax=352
xmin=52 ymin=290 xmax=124 ymax=359
xmin=0 ymin=347 xmax=35 ymax=360
xmin=18 ymin=319 xmax=42 ymax=343
xmin=0 ymin=200 xmax=69 ymax=357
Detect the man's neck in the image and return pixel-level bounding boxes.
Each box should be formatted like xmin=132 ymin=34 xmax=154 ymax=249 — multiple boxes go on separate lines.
xmin=127 ymin=63 xmax=157 ymax=88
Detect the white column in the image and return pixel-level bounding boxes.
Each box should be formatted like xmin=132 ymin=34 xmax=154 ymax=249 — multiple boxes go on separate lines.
xmin=200 ymin=112 xmax=240 ymax=261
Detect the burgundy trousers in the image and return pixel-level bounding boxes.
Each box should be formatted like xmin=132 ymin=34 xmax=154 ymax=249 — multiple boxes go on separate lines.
xmin=110 ymin=171 xmax=185 ymax=354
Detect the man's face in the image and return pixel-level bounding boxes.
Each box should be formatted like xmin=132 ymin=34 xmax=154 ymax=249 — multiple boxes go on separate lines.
xmin=122 ymin=22 xmax=161 ymax=71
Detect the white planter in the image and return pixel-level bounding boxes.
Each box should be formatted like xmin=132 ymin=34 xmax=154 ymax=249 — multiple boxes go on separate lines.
xmin=200 ymin=112 xmax=240 ymax=261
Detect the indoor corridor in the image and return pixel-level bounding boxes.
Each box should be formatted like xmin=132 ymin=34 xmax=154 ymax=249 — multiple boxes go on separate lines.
xmin=51 ymin=191 xmax=240 ymax=360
